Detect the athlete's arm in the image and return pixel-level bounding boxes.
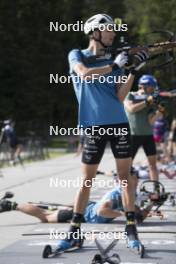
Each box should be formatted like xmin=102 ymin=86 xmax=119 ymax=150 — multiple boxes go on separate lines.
xmin=71 ymin=50 xmax=128 ymax=80
xmin=124 ymin=99 xmax=146 ymax=113
xmin=116 ymin=73 xmax=135 ymax=102
xmin=97 ymin=201 xmax=124 ymax=218
xmin=73 ymin=62 xmax=112 ymax=80
xmin=116 ymin=51 xmax=149 ymax=102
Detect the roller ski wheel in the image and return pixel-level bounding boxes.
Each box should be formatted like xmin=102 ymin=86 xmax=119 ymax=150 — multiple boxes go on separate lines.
xmin=92 ymin=238 xmax=120 ymax=264
xmin=42 ymin=244 xmax=80 ymax=259
xmin=42 ymin=244 xmax=68 ymax=258
xmin=42 ymin=238 xmax=84 ymax=258
xmin=42 ymin=245 xmax=52 ymax=258
xmin=91 ymin=254 xmax=103 ymax=264
xmin=91 ymin=253 xmax=120 ymax=264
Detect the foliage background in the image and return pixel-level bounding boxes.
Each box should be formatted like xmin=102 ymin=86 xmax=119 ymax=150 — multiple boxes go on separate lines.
xmin=0 ymin=0 xmax=175 ymax=134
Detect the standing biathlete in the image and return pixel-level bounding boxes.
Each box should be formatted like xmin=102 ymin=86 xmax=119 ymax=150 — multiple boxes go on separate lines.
xmin=57 ymin=14 xmax=148 ymax=251
xmin=124 ymin=75 xmax=162 ymax=189
xmin=0 ymin=120 xmax=23 ymax=165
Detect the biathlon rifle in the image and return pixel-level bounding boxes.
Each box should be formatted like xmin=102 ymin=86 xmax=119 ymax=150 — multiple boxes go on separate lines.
xmin=85 ymin=30 xmax=176 ymax=68
xmin=130 ymin=89 xmax=176 ymax=113
xmin=131 ymin=89 xmax=176 ymax=103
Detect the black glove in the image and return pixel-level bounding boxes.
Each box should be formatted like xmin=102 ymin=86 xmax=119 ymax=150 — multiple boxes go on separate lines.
xmin=130 ymin=50 xmax=149 ymax=74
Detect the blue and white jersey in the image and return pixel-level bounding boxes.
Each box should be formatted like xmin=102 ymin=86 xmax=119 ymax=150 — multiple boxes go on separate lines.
xmin=68 ymin=49 xmax=128 ymax=128
xmin=84 ymin=187 xmax=123 ymax=223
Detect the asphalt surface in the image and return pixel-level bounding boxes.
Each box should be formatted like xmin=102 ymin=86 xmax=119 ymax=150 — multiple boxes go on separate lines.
xmin=0 ymin=148 xmax=176 ymax=264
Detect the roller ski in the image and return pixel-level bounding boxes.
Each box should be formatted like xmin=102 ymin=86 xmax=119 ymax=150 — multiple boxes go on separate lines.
xmin=42 ymin=229 xmax=84 ymax=258
xmin=29 ymin=200 xmax=73 ymax=210
xmin=125 ymin=224 xmax=145 ymax=258
xmin=91 ymin=238 xmax=120 ymax=264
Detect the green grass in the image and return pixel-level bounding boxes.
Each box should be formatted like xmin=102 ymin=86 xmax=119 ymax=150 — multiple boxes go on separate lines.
xmin=48 ymin=137 xmax=79 ymax=149
xmin=0 ymin=150 xmax=68 ymax=168
xmin=48 ymin=138 xmax=68 ymax=148
xmin=48 ymin=150 xmax=67 ymax=158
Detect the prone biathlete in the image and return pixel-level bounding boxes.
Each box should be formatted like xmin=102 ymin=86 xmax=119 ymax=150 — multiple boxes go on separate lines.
xmin=0 ymin=185 xmax=155 ymax=225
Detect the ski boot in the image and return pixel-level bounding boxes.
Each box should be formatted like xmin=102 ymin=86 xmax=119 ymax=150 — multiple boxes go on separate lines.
xmin=0 ymin=199 xmax=17 ymax=213
xmin=125 ymin=223 xmax=145 ymax=258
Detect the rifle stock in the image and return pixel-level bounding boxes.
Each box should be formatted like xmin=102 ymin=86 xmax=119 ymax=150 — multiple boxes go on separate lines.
xmin=111 ymin=41 xmax=176 ymax=56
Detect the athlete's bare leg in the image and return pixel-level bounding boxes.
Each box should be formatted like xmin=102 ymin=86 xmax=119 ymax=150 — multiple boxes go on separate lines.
xmin=147 ymin=154 xmax=158 ymax=181
xmin=17 ymin=203 xmax=48 ymax=222
xmin=115 ymin=157 xmax=135 ymax=211
xmin=15 ymin=144 xmax=23 ymax=157
xmin=74 ymin=164 xmax=98 ymax=213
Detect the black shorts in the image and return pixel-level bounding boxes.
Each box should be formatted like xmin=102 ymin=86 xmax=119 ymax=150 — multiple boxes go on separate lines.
xmin=79 ymin=134 xmax=85 ymax=146
xmin=10 ymin=140 xmax=19 ymax=149
xmin=82 ymin=123 xmax=131 ymax=164
xmin=131 ymin=135 xmax=156 ymax=159
xmin=57 ymin=208 xmax=73 ymax=223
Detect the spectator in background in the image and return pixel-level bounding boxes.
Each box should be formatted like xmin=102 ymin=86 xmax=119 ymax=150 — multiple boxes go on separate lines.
xmin=0 ymin=120 xmax=23 ymax=165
